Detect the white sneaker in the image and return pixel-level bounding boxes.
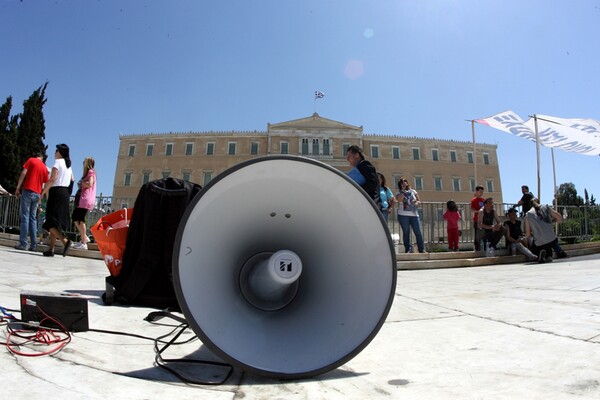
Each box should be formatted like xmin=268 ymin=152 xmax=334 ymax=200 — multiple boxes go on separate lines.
xmin=72 ymin=242 xmax=88 ymax=250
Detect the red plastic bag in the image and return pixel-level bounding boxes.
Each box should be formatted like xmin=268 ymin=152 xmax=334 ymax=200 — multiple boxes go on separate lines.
xmin=91 ymin=208 xmax=132 ymax=277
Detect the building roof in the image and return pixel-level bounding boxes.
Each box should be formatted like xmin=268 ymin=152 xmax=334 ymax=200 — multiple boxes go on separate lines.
xmin=268 ymin=113 xmax=363 ymax=132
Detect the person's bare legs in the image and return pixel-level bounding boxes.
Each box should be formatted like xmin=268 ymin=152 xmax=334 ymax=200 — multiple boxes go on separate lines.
xmin=74 ymin=221 xmax=88 ymax=244
xmin=49 ymin=227 xmax=71 ymax=256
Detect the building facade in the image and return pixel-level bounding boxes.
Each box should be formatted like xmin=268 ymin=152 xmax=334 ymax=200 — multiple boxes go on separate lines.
xmin=112 ymin=113 xmax=502 ymax=207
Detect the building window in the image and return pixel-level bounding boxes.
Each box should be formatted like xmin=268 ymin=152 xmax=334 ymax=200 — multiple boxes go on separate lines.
xmin=182 ymin=171 xmax=191 ymax=181
xmin=453 ymin=178 xmax=461 ymax=192
xmin=434 ymin=176 xmax=442 ymax=191
xmin=185 ymin=143 xmax=194 ymax=156
xmin=486 ymin=179 xmax=494 ymax=193
xmin=469 ymin=177 xmax=475 ymax=192
xmin=342 ymin=143 xmax=350 ymax=155
xmin=162 ymin=170 xmax=170 ymax=179
xmin=392 ymin=146 xmax=400 ymax=159
xmin=203 ymin=171 xmax=213 ymax=185
xmin=128 ymin=145 xmax=135 ymax=157
xmin=483 ymin=153 xmax=490 ymax=165
xmin=323 ymin=139 xmax=330 ymax=156
xmin=412 ymin=147 xmax=420 ymax=160
xmin=467 ymin=151 xmax=474 ymax=164
xmin=142 ymin=171 xmax=151 ymax=184
xmin=251 ymin=142 xmax=259 ymax=155
xmin=414 ymin=176 xmax=423 ymax=190
xmin=280 ymin=142 xmax=289 ymax=155
xmin=228 ymin=142 xmax=237 ymax=155
xmin=206 ymin=142 xmax=215 ymax=155
xmin=301 ymin=138 xmax=309 ymax=155
xmin=146 ymin=144 xmax=154 ymax=156
xmin=371 ymin=145 xmax=379 ymax=158
xmin=124 ymin=172 xmax=132 ymax=186
xmin=312 ymin=138 xmax=319 ymax=155
xmin=450 ymin=150 xmax=457 ymax=162
xmin=165 ymin=143 xmax=173 ymax=156
xmin=432 ymin=149 xmax=439 ymax=161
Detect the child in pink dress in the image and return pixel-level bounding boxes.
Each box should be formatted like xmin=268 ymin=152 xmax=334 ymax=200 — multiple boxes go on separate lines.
xmin=443 ymin=200 xmax=462 ymax=251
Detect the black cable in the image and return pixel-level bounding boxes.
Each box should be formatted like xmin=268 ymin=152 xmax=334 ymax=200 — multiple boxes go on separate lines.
xmin=153 ymin=323 xmax=234 ymax=386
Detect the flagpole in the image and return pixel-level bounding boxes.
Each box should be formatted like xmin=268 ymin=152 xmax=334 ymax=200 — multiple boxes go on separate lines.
xmin=471 ymin=120 xmax=477 ymax=188
xmin=534 ymin=114 xmax=541 ymax=202
xmin=551 ymin=147 xmax=557 ymax=208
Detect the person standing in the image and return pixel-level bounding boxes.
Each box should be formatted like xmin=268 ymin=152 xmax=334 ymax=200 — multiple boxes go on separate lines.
xmin=346 ymin=145 xmax=379 ymax=202
xmin=517 ymin=185 xmax=535 ymax=216
xmin=377 ymin=172 xmax=394 ymax=222
xmin=396 ymin=178 xmax=425 ymax=253
xmin=470 ymin=185 xmax=485 ymax=250
xmin=443 ymin=200 xmax=462 ymax=251
xmin=14 ymin=152 xmax=49 ymax=251
xmin=72 ymin=157 xmax=96 ymax=250
xmin=40 ymin=144 xmax=75 ymax=257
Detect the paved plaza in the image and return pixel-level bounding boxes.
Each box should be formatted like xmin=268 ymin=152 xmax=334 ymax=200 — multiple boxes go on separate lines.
xmin=1 ymin=244 xmax=599 ymax=399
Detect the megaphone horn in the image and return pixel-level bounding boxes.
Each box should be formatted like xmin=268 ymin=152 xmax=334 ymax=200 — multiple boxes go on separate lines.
xmin=173 ymin=155 xmax=396 ymax=379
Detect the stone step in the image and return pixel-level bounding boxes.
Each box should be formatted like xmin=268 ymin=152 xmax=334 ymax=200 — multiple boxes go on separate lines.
xmin=0 ymin=232 xmax=102 ymax=260
xmin=2 ymin=232 xmax=599 ymax=270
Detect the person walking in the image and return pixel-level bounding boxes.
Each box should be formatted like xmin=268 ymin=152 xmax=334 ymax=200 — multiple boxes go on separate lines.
xmin=14 ymin=151 xmax=49 ymax=251
xmin=40 ymin=144 xmax=75 ymax=257
xmin=396 ymin=178 xmax=425 ymax=253
xmin=72 ymin=157 xmax=96 ymax=250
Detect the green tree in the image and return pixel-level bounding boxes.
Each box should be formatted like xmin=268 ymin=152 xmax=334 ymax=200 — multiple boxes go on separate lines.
xmin=17 ymin=82 xmax=48 ymax=167
xmin=0 ymin=83 xmax=49 ymax=192
xmin=0 ymin=96 xmax=20 ymax=192
xmin=556 ymin=182 xmax=583 ymax=206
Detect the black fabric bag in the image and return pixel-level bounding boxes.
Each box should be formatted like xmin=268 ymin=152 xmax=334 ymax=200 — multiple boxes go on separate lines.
xmin=106 ymin=177 xmax=202 ymax=308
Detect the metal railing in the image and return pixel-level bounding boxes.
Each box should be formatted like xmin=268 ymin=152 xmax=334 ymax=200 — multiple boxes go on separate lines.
xmin=1 ymin=195 xmax=599 ymax=249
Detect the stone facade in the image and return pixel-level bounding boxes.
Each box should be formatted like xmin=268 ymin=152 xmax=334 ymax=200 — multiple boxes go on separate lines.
xmin=112 ymin=113 xmax=502 ymax=207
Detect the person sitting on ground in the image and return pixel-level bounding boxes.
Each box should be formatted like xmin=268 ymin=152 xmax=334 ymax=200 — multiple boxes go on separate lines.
xmin=504 ymin=207 xmax=536 ymax=261
xmin=525 ymin=198 xmax=568 ymax=263
xmin=476 ymin=197 xmax=505 ymax=251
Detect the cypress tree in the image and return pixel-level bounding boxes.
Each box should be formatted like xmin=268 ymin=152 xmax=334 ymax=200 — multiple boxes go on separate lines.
xmin=0 ymin=97 xmax=21 ymax=192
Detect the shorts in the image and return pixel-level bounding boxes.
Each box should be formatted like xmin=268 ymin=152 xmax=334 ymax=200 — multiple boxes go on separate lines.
xmin=72 ymin=207 xmax=89 ymax=223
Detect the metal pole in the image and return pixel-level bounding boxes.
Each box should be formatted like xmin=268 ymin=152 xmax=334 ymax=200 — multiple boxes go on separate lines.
xmin=533 ymin=115 xmax=541 ymax=202
xmin=471 ymin=120 xmax=477 ymax=186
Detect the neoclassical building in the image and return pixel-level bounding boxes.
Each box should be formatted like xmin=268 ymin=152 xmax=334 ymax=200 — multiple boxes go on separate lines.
xmin=112 ymin=113 xmax=502 ymax=207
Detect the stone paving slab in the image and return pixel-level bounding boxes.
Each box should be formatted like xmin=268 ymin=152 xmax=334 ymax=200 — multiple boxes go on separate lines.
xmin=1 ymin=245 xmax=599 ymax=399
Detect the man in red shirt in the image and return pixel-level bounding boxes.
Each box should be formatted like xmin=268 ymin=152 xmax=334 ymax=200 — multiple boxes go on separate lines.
xmin=470 ymin=185 xmax=485 ymax=251
xmin=14 ymin=152 xmax=49 ymax=251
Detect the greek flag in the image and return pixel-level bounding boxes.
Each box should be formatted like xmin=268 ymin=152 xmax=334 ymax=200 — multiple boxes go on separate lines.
xmin=314 ymin=90 xmax=325 ymax=99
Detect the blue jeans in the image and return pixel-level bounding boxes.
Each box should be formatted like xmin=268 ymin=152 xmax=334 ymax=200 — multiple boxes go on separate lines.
xmin=19 ymin=189 xmax=40 ymax=249
xmin=381 ymin=208 xmax=389 ymax=223
xmin=398 ymin=215 xmax=425 ymax=253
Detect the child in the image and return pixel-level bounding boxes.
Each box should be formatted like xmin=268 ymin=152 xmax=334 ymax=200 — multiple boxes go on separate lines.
xmin=443 ymin=200 xmax=462 ymax=251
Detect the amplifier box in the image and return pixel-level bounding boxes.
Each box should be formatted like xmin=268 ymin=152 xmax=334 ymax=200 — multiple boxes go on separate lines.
xmin=20 ymin=291 xmax=89 ymax=332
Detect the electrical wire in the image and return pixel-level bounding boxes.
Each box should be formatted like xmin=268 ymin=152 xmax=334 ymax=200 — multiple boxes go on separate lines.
xmin=5 ymin=305 xmax=71 ymax=356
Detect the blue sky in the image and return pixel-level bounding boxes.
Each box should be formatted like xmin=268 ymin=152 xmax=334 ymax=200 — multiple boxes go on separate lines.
xmin=2 ymin=0 xmax=599 ymax=205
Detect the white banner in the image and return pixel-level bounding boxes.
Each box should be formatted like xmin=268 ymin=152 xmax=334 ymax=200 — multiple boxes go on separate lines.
xmin=475 ymin=110 xmax=600 ymax=156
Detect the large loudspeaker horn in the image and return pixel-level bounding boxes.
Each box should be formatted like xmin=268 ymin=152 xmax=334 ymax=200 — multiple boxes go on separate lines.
xmin=173 ymin=156 xmax=396 ymax=379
